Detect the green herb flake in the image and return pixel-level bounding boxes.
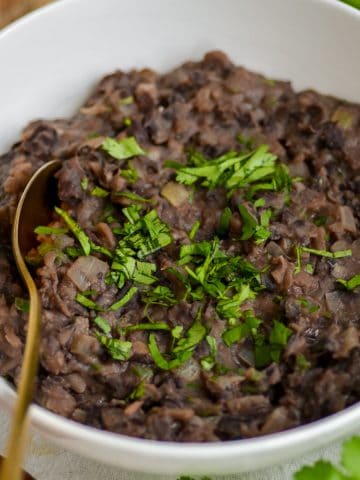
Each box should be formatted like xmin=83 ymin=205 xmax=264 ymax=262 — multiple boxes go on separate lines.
xmin=189 ymin=220 xmax=201 ymax=240
xmin=55 ymin=207 xmax=91 ymax=256
xmin=268 ymin=320 xmax=292 ymax=362
xmin=91 ymin=186 xmax=109 ymax=198
xmin=102 ymin=136 xmax=145 ymax=161
xmin=238 ymin=205 xmax=271 ymax=244
xmin=115 ymin=191 xmax=152 ymax=203
xmin=296 ymin=354 xmax=311 ymax=372
xmin=125 ymin=322 xmax=170 ymax=332
xmin=142 ymin=285 xmax=177 ymax=308
xmin=337 ymin=274 xmax=360 ymax=291
xmin=108 ymin=286 xmax=138 ymax=311
xmin=119 ymin=96 xmax=134 ymax=105
xmin=305 ymin=263 xmax=314 ymax=275
xmin=123 ymin=117 xmax=133 ymax=127
xmin=93 ymin=316 xmax=111 ymax=334
xmin=217 ymin=207 xmax=232 ymax=237
xmin=120 ymin=165 xmax=138 ymax=184
xmin=128 ymin=380 xmax=145 ymax=401
xmin=80 ymin=177 xmax=88 ymax=191
xmin=14 ymin=297 xmax=30 ymax=313
xmin=200 ymin=335 xmax=218 ymax=371
xmin=313 ymin=214 xmax=327 ymax=227
xmin=222 ymin=310 xmax=262 ymax=346
xmin=75 ymin=293 xmax=103 ymax=311
xmin=97 ymin=335 xmax=132 ymax=361
xmin=34 ymin=226 xmax=68 ymax=235
xmin=302 ymin=246 xmax=352 ymax=259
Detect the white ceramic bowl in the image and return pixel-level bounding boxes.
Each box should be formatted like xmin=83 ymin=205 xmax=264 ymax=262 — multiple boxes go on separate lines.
xmin=0 ymin=0 xmax=359 ymax=475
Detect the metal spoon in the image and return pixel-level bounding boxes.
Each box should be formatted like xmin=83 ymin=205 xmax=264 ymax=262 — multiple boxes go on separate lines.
xmin=0 ymin=160 xmax=61 ymax=480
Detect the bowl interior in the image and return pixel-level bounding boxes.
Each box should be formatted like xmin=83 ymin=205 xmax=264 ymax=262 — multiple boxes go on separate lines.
xmin=0 ymin=0 xmax=359 ymax=474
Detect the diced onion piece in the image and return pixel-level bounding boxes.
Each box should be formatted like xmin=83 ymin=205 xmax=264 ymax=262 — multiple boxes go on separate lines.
xmin=161 ymin=182 xmax=189 ymax=207
xmin=67 ymin=255 xmax=109 ymax=291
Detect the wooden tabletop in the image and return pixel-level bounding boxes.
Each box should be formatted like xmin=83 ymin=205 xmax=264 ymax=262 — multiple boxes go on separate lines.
xmin=0 ymin=0 xmax=52 ymax=28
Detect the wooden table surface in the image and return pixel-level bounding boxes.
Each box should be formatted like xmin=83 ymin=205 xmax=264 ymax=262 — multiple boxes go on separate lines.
xmin=0 ymin=0 xmax=52 ymax=28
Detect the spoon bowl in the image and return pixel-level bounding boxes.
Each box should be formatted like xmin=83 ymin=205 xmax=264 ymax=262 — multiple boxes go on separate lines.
xmin=0 ymin=160 xmax=60 ymax=480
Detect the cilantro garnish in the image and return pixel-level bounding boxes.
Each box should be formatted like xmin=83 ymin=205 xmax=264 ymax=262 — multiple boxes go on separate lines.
xmin=80 ymin=177 xmax=89 ymax=191
xmin=14 ymin=297 xmax=30 ymax=313
xmin=255 ymin=320 xmax=292 ymax=368
xmin=295 ymin=436 xmax=360 ymax=480
xmin=55 ymin=207 xmax=91 ymax=255
xmin=120 ymin=165 xmax=139 ymax=183
xmin=189 ymin=220 xmax=201 ymax=240
xmin=148 ymin=309 xmax=206 ymax=370
xmin=200 ymin=335 xmax=218 ymax=371
xmin=102 ymin=136 xmax=145 ymax=160
xmin=238 ymin=205 xmax=272 ymax=244
xmin=142 ymin=285 xmax=177 ymax=308
xmin=128 ymin=380 xmax=145 ymax=401
xmin=119 ymin=95 xmax=134 ymax=105
xmin=217 ymin=207 xmax=232 ymax=237
xmin=75 ymin=293 xmax=103 ymax=311
xmin=302 ymin=246 xmax=352 ymax=259
xmin=97 ymin=335 xmax=132 ymax=361
xmin=125 ymin=322 xmax=170 ymax=332
xmin=93 ymin=316 xmax=111 ymax=334
xmin=337 ymin=274 xmax=360 ymax=291
xmin=34 ymin=226 xmax=68 ymax=235
xmin=108 ymin=286 xmax=138 ymax=311
xmin=115 ymin=191 xmax=152 ymax=203
xmin=166 ymin=144 xmax=292 ymax=197
xmin=177 ymin=238 xmax=261 ymax=320
xmin=222 ymin=310 xmax=262 ymax=346
xmin=90 ymin=186 xmax=109 ymax=198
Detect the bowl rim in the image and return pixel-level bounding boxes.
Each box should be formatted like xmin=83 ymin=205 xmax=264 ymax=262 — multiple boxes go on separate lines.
xmin=0 ymin=0 xmax=359 ymax=463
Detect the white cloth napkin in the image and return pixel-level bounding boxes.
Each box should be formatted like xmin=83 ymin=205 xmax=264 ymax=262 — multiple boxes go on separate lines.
xmin=0 ymin=409 xmax=344 ymax=480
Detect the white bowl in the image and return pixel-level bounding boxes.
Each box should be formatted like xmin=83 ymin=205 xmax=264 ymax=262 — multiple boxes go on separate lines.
xmin=0 ymin=0 xmax=359 ymax=475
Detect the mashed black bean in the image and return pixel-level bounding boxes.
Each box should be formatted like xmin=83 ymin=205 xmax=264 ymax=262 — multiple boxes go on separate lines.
xmin=0 ymin=51 xmax=359 ymax=442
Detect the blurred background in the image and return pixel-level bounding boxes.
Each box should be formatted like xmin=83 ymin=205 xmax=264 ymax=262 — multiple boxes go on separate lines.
xmin=0 ymin=0 xmax=359 ymax=29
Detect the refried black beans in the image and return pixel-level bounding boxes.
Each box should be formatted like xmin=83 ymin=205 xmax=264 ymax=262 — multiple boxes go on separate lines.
xmin=0 ymin=51 xmax=359 ymax=442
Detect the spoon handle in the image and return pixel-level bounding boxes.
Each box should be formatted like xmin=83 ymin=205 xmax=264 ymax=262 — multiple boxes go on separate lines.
xmin=0 ymin=250 xmax=42 ymax=478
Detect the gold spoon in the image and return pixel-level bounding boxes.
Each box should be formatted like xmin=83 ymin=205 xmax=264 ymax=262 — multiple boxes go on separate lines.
xmin=0 ymin=160 xmax=61 ymax=480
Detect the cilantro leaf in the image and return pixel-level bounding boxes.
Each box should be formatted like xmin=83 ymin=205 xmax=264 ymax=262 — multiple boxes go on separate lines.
xmin=238 ymin=205 xmax=272 ymax=244
xmin=97 ymin=335 xmax=132 ymax=361
xmin=294 ymin=460 xmax=346 ymax=480
xmin=217 ymin=207 xmax=232 ymax=237
xmin=222 ymin=310 xmax=262 ymax=346
xmin=55 ymin=207 xmax=91 ymax=256
xmin=216 ymin=284 xmax=256 ymax=321
xmin=301 ymin=247 xmax=352 ymax=259
xmin=189 ymin=220 xmax=201 ymax=240
xmin=142 ymin=285 xmax=177 ymax=308
xmin=34 ymin=226 xmax=68 ymax=235
xmin=337 ymin=274 xmax=360 ymax=291
xmin=93 ymin=316 xmax=111 ymax=334
xmin=75 ymin=293 xmax=103 ymax=311
xmin=115 ymin=191 xmax=152 ymax=203
xmin=102 ymin=136 xmax=145 ymax=160
xmin=200 ymin=335 xmax=218 ymax=371
xmin=90 ymin=186 xmax=109 ymax=198
xmin=108 ymin=286 xmax=138 ymax=311
xmin=125 ymin=322 xmax=170 ymax=332
xmin=341 ymin=437 xmax=360 ymax=478
xmin=120 ymin=165 xmax=139 ymax=183
xmin=166 ymin=144 xmax=292 ymax=197
xmin=14 ymin=297 xmax=30 ymax=313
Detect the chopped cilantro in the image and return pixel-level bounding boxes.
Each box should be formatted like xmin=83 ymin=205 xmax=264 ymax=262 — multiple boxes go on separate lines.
xmin=313 ymin=214 xmax=327 ymax=227
xmin=217 ymin=207 xmax=232 ymax=237
xmin=253 ymin=197 xmax=266 ymax=208
xmin=142 ymin=285 xmax=177 ymax=308
xmin=119 ymin=96 xmax=134 ymax=105
xmin=305 ymin=263 xmax=314 ymax=275
xmin=97 ymin=335 xmax=132 ymax=361
xmin=166 ymin=144 xmax=292 ymax=197
xmin=128 ymin=380 xmax=145 ymax=400
xmin=108 ymin=286 xmax=138 ymax=311
xmin=102 ymin=136 xmax=145 ymax=160
xmin=75 ymin=293 xmax=103 ymax=311
xmin=148 ymin=309 xmax=206 ymax=370
xmin=34 ymin=226 xmax=68 ymax=235
xmin=295 ymin=245 xmax=302 ymax=274
xmin=115 ymin=191 xmax=152 ymax=203
xmin=337 ymin=274 xmax=360 ymax=291
xmin=255 ymin=320 xmax=292 ymax=367
xmin=238 ymin=205 xmax=272 ymax=244
xmin=125 ymin=322 xmax=170 ymax=332
xmin=200 ymin=335 xmax=218 ymax=371
xmin=55 ymin=207 xmax=91 ymax=256
xmin=302 ymin=246 xmax=352 ymax=259
xmin=216 ymin=284 xmax=256 ymax=321
xmin=80 ymin=177 xmax=88 ymax=191
xmin=296 ymin=354 xmax=311 ymax=372
xmin=123 ymin=117 xmax=133 ymax=127
xmin=222 ymin=310 xmax=262 ymax=346
xmin=91 ymin=186 xmax=109 ymax=198
xmin=93 ymin=316 xmax=111 ymax=334
xmin=189 ymin=220 xmax=201 ymax=240
xmin=120 ymin=165 xmax=138 ymax=183
xmin=65 ymin=246 xmax=83 ymax=258
xmin=14 ymin=297 xmax=30 ymax=313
